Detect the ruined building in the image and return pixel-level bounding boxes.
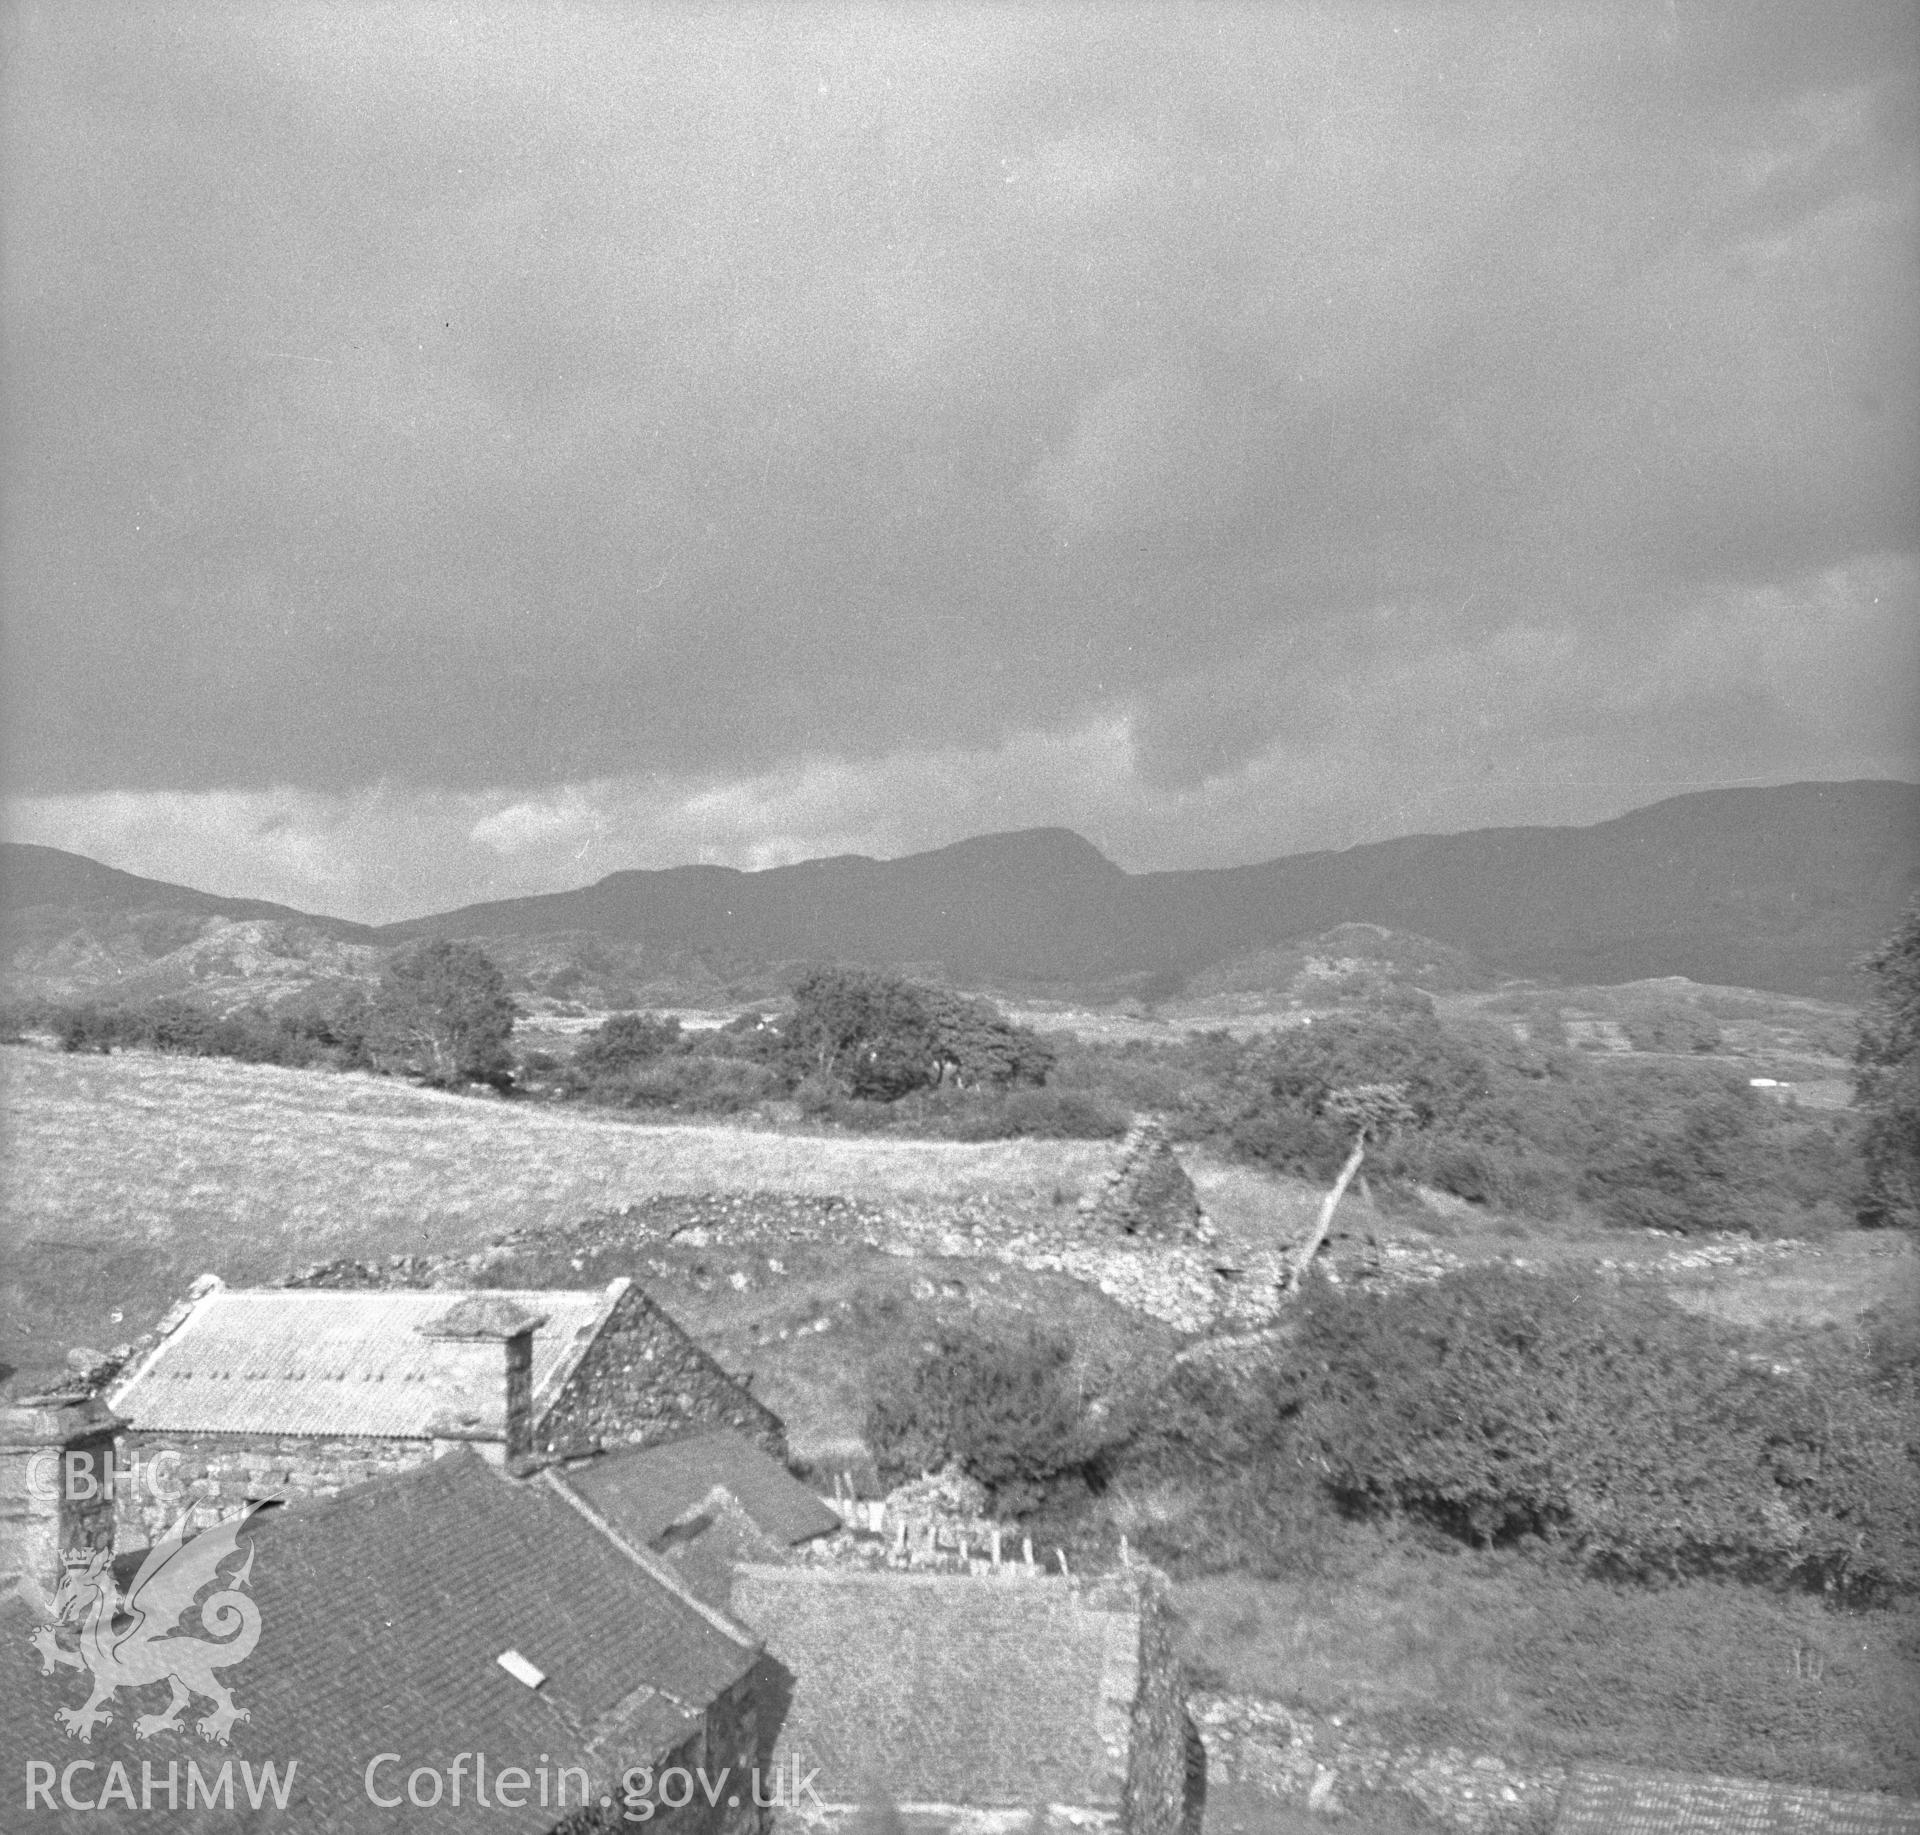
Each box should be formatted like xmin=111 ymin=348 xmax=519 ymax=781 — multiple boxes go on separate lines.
xmin=1079 ymin=1116 xmax=1213 ymax=1243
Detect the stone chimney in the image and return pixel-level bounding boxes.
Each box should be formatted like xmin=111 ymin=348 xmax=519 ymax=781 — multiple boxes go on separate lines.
xmin=416 ymin=1295 xmax=547 ymax=1473
xmin=0 ymin=1391 xmax=125 ymax=1610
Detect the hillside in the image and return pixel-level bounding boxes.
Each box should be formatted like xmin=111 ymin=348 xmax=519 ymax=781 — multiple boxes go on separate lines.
xmin=0 ymin=843 xmax=378 ymax=1005
xmin=3 ymin=780 xmax=1914 ymax=1003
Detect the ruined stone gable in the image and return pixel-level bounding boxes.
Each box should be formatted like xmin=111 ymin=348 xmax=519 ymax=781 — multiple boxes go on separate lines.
xmin=1081 ymin=1117 xmax=1213 ymax=1244
xmin=532 ymin=1282 xmax=787 ymax=1465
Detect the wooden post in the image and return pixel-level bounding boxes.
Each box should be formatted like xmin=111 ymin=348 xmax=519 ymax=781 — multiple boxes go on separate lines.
xmin=1286 ymin=1133 xmax=1367 ymax=1293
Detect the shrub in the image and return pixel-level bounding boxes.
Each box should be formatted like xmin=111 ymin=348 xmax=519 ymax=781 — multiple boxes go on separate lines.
xmin=1576 ymin=1089 xmax=1802 ymax=1234
xmin=866 ymin=1323 xmax=1125 ymax=1516
xmin=586 ymin=1055 xmax=778 ymax=1114
xmin=1854 ymin=900 xmax=1920 ymax=1228
xmin=570 ymin=1011 xmax=682 ymax=1083
xmin=1281 ymin=1265 xmax=1920 ymax=1597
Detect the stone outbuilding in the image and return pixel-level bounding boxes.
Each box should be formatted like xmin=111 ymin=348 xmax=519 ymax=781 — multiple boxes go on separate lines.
xmin=105 ymin=1275 xmax=785 ymax=1543
xmin=728 ymin=1561 xmax=1206 ymax=1835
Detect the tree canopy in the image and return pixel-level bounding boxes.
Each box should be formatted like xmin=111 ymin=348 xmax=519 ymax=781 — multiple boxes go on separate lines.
xmin=371 ymin=939 xmax=516 ymax=1087
xmin=776 ymin=966 xmax=1050 ymax=1100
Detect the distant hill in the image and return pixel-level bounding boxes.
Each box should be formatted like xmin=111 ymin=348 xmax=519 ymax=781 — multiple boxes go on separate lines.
xmin=0 ymin=844 xmax=376 ymax=1005
xmin=1127 ymin=780 xmax=1920 ymax=999
xmin=4 ymin=781 xmax=1915 ymax=1004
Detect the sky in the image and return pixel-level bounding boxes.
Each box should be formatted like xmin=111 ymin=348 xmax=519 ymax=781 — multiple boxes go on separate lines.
xmin=3 ymin=1 xmax=1916 ymax=924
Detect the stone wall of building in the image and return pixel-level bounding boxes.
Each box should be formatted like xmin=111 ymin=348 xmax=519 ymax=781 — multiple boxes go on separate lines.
xmin=0 ymin=1395 xmax=121 ymax=1600
xmin=1118 ymin=1569 xmax=1206 ymax=1835
xmin=113 ymin=1432 xmax=440 ymax=1545
xmin=536 ymin=1285 xmax=787 ymax=1465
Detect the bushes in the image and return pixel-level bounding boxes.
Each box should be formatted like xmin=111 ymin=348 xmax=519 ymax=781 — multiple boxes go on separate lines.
xmin=866 ymin=1322 xmax=1127 ymax=1516
xmin=571 ymin=1011 xmax=681 ymax=1078
xmin=1279 ymin=1265 xmax=1920 ymax=1598
xmin=1576 ymin=1090 xmax=1799 ymax=1234
xmin=1854 ymin=900 xmax=1920 ymax=1228
xmin=588 ymin=1054 xmax=780 ymax=1114
xmin=48 ymin=997 xmax=342 ymax=1068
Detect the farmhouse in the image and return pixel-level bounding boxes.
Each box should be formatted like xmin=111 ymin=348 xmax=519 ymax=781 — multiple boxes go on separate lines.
xmin=104 ymin=1274 xmax=785 ymax=1544
xmin=4 ymin=1448 xmax=789 ymax=1834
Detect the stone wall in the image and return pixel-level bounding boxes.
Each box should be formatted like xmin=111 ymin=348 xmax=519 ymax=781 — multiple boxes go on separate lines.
xmin=1119 ymin=1569 xmax=1207 ymax=1835
xmin=113 ymin=1432 xmax=439 ymax=1545
xmin=1192 ymin=1695 xmax=1564 ymax=1835
xmin=536 ymin=1284 xmax=787 ymax=1465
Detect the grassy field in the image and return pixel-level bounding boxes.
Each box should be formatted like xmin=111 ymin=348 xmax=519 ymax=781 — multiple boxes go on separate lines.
xmin=0 ymin=1043 xmax=1154 ymax=1387
xmin=1177 ymin=1556 xmax=1920 ymax=1795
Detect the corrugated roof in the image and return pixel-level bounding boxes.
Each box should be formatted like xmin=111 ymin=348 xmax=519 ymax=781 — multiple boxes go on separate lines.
xmin=1555 ymin=1766 xmax=1920 ymax=1835
xmin=731 ymin=1565 xmax=1141 ymax=1808
xmin=2 ymin=1450 xmax=761 ymax=1835
xmin=561 ymin=1430 xmax=841 ymax=1549
xmin=109 ymin=1285 xmax=620 ymax=1439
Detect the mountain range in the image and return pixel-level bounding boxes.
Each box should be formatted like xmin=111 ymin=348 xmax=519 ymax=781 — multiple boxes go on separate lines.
xmin=4 ymin=780 xmax=1916 ymax=1006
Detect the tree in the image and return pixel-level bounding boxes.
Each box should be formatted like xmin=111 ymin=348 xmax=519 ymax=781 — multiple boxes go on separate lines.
xmin=372 ymin=940 xmax=516 ymax=1087
xmin=1855 ymin=900 xmax=1920 ymax=1228
xmin=1284 ymin=1082 xmax=1414 ymax=1291
xmin=780 ymin=966 xmax=938 ymax=1099
xmin=917 ymin=985 xmax=1054 ymax=1089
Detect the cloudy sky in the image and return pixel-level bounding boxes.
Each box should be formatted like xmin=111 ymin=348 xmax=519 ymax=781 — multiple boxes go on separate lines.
xmin=4 ymin=2 xmax=1915 ymax=923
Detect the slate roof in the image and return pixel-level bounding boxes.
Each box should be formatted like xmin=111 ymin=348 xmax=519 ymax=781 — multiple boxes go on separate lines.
xmin=1555 ymin=1767 xmax=1920 ymax=1835
xmin=3 ymin=1450 xmax=763 ymax=1833
xmin=559 ymin=1429 xmax=841 ymax=1550
xmin=730 ymin=1564 xmax=1142 ymax=1808
xmin=108 ymin=1284 xmax=623 ymax=1438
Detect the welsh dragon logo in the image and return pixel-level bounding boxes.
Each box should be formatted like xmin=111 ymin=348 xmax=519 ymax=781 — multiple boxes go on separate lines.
xmin=30 ymin=1503 xmax=266 ymax=1746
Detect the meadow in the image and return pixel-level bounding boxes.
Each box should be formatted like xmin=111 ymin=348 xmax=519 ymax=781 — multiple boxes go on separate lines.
xmin=0 ymin=1043 xmax=1134 ymax=1382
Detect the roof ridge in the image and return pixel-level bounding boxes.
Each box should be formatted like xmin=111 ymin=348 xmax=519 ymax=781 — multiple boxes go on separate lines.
xmin=544 ymin=1468 xmax=761 ymax=1653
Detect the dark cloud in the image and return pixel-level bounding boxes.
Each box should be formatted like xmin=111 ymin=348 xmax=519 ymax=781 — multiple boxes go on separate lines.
xmin=2 ymin=2 xmax=1914 ymax=899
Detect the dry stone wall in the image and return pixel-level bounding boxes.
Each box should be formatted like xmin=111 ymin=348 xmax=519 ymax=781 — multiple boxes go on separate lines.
xmin=1193 ymin=1695 xmax=1563 ymax=1835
